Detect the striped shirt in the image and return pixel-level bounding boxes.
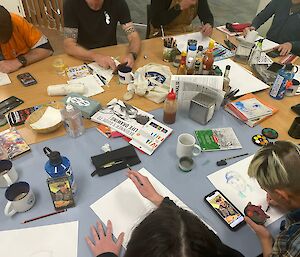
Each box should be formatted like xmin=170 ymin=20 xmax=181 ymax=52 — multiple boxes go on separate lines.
xmin=272 ymin=208 xmax=300 ymax=257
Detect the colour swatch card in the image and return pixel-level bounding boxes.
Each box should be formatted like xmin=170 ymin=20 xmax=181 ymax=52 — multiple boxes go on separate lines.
xmin=208 ymin=156 xmax=283 ymax=225
xmin=66 ymin=64 xmax=91 ymax=80
xmin=0 ymin=221 xmax=78 ymax=257
xmin=90 ymin=168 xmax=215 ymax=247
xmin=129 ymin=119 xmax=173 ymax=155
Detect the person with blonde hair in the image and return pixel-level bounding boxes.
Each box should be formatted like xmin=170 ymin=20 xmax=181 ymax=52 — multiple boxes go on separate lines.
xmin=246 ymin=141 xmax=300 ymax=257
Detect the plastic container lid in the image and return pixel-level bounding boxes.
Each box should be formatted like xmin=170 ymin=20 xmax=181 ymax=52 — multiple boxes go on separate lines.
xmin=208 ymin=40 xmax=215 ymax=49
xmin=225 ymin=65 xmax=231 ymax=70
xmin=188 ymin=45 xmax=197 ymax=51
xmin=167 ymin=89 xmax=176 ymax=100
xmin=198 ymin=45 xmax=204 ymax=51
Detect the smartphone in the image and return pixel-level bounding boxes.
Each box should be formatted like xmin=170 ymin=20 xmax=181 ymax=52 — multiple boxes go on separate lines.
xmin=291 ymin=104 xmax=300 ymax=115
xmin=205 ymin=190 xmax=245 ymax=230
xmin=0 ymin=96 xmax=24 ymax=115
xmin=267 ymin=62 xmax=284 ymax=73
xmin=266 ymin=49 xmax=280 ymax=58
xmin=17 ymin=72 xmax=37 ymax=87
xmin=6 ymin=105 xmax=41 ymax=126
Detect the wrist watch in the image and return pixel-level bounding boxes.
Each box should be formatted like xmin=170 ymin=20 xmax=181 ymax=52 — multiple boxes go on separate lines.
xmin=129 ymin=52 xmax=138 ymax=61
xmin=17 ymin=55 xmax=27 ymax=67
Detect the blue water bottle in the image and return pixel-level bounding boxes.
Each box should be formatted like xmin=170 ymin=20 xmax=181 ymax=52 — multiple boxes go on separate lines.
xmin=269 ymin=64 xmax=295 ymax=100
xmin=43 ymin=147 xmax=76 ymax=193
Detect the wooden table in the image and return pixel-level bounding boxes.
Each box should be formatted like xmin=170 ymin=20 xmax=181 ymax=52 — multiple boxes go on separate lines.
xmin=1 ymin=30 xmax=299 ymax=144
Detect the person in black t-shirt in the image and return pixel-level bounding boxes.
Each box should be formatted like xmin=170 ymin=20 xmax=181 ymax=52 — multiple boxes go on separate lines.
xmin=149 ymin=0 xmax=214 ymax=38
xmin=85 ymin=170 xmax=244 ymax=257
xmin=63 ymin=0 xmax=141 ymax=69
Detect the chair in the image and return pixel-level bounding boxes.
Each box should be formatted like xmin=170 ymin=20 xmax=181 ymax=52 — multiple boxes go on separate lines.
xmin=21 ymin=0 xmax=64 ymax=31
xmin=146 ymin=4 xmax=152 ymax=39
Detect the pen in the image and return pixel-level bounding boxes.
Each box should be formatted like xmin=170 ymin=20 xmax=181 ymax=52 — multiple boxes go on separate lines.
xmin=127 ymin=164 xmax=143 ymax=186
xmin=265 ymin=205 xmax=270 ymax=212
xmin=96 ymin=73 xmax=106 ymax=85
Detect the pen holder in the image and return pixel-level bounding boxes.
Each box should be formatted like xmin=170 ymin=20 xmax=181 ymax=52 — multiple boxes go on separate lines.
xmin=163 ymin=47 xmax=176 ymax=62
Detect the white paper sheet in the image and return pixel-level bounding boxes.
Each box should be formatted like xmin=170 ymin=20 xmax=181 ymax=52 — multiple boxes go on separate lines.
xmin=237 ymin=36 xmax=279 ymax=52
xmin=216 ymin=59 xmax=269 ymax=96
xmin=68 ymin=74 xmax=104 ymax=97
xmin=87 ymin=61 xmax=119 ymax=85
xmin=0 ymin=72 xmax=11 ymax=86
xmin=91 ymin=168 xmax=215 ymax=247
xmin=207 ymin=156 xmax=284 ymax=225
xmin=173 ymin=32 xmax=211 ymax=52
xmin=0 ymin=221 xmax=78 ymax=257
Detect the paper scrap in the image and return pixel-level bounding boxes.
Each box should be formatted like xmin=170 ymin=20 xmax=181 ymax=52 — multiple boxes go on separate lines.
xmin=68 ymin=74 xmax=104 ymax=97
xmin=91 ymin=168 xmax=215 ymax=247
xmin=0 ymin=72 xmax=11 ymax=86
xmin=30 ymin=106 xmax=62 ymax=130
xmin=207 ymin=156 xmax=284 ymax=225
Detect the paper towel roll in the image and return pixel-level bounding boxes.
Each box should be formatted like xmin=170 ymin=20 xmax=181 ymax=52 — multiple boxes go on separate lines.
xmin=47 ymin=84 xmax=86 ymax=96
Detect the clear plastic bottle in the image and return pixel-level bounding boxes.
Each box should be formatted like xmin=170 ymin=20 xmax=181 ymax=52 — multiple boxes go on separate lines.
xmin=163 ymin=89 xmax=177 ymax=124
xmin=61 ymin=100 xmax=85 ymax=137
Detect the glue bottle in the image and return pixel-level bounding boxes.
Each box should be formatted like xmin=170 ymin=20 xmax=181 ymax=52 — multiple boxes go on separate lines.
xmin=43 ymin=147 xmax=77 ymax=193
xmin=270 ymin=64 xmax=295 ymax=100
xmin=61 ymin=97 xmax=85 ymax=137
xmin=202 ymin=40 xmax=215 ymax=74
xmin=163 ymin=89 xmax=177 ymax=124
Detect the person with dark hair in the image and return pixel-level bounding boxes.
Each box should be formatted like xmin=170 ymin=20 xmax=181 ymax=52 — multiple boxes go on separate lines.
xmin=244 ymin=0 xmax=300 ymax=56
xmin=63 ymin=0 xmax=141 ymax=70
xmin=0 ymin=5 xmax=53 ymax=73
xmin=149 ymin=0 xmax=214 ymax=38
xmin=246 ymin=141 xmax=300 ymax=257
xmin=85 ymin=170 xmax=244 ymax=257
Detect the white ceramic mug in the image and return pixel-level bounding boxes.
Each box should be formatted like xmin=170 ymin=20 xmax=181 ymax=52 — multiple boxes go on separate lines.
xmin=245 ymin=30 xmax=258 ymax=44
xmin=4 ymin=181 xmax=35 ymax=216
xmin=176 ymin=133 xmax=201 ymax=158
xmin=0 ymin=160 xmax=18 ymax=188
xmin=118 ymin=66 xmax=134 ymax=84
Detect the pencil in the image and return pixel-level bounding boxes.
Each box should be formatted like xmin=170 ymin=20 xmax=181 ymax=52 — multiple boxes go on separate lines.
xmin=22 ymin=209 xmax=67 ymax=224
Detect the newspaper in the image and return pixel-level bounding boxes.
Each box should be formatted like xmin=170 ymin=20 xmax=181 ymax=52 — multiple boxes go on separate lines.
xmin=170 ymin=75 xmax=225 ymax=111
xmin=91 ymin=98 xmax=154 ymax=138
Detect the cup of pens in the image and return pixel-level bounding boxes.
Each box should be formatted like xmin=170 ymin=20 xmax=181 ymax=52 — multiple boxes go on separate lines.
xmin=163 ymin=37 xmax=176 ymax=62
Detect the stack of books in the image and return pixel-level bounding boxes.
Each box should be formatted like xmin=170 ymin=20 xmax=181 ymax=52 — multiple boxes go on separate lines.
xmin=224 ymin=93 xmax=278 ymax=127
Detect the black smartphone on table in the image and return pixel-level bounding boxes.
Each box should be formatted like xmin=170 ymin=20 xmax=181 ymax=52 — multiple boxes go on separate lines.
xmin=204 ymin=190 xmax=245 ymax=231
xmin=0 ymin=96 xmax=24 ymax=115
xmin=17 ymin=72 xmax=37 ymax=86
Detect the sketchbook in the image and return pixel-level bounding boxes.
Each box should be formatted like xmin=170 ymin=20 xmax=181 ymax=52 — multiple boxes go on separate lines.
xmin=90 ymin=168 xmax=215 ymax=247
xmin=0 ymin=221 xmax=78 ymax=257
xmin=207 ymin=156 xmax=284 ymax=225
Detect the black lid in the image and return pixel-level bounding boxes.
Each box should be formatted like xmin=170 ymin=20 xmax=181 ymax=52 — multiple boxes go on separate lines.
xmin=198 ymin=45 xmax=203 ymax=51
xmin=285 ymin=64 xmax=293 ymax=71
xmin=43 ymin=147 xmax=63 ymax=166
xmin=225 ymin=65 xmax=231 ymax=70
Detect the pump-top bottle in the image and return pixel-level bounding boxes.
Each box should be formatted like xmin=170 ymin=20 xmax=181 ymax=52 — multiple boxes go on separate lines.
xmin=163 ymin=89 xmax=177 ymax=124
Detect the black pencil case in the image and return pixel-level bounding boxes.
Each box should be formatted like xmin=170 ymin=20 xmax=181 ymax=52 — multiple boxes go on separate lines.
xmin=91 ymin=145 xmax=141 ymax=177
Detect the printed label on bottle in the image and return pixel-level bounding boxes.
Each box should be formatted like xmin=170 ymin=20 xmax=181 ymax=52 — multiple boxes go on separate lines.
xmin=270 ymin=75 xmax=284 ymax=98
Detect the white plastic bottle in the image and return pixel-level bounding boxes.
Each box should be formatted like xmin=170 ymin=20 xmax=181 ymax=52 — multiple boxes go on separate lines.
xmin=61 ymin=100 xmax=85 ymax=137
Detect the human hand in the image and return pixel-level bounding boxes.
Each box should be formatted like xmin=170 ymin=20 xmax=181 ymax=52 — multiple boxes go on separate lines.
xmin=0 ymin=59 xmax=22 ymax=73
xmin=243 ymin=26 xmax=255 ymax=37
xmin=179 ymin=0 xmax=197 ymax=10
xmin=244 ymin=216 xmax=272 ymax=240
xmin=120 ymin=54 xmax=135 ymax=68
xmin=201 ymin=23 xmax=213 ymax=37
xmin=92 ymin=53 xmax=116 ymax=70
xmin=85 ymin=220 xmax=124 ymax=257
xmin=127 ymin=170 xmax=164 ymax=206
xmin=277 ymin=42 xmax=292 ymax=56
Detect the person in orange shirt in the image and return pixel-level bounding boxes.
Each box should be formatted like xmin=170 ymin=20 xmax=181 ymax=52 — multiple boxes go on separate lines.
xmin=0 ymin=5 xmax=53 ymax=73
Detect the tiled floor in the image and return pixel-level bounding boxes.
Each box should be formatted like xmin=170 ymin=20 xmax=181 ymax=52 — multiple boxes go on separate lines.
xmin=42 ymin=0 xmax=260 ymax=55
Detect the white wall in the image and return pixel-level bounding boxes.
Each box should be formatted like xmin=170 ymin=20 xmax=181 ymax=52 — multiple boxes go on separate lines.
xmin=256 ymin=0 xmax=273 ymax=37
xmin=0 ymin=0 xmax=25 ymax=16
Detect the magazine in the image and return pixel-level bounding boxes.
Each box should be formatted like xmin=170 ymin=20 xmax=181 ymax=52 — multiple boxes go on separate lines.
xmin=91 ymin=98 xmax=154 ymax=138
